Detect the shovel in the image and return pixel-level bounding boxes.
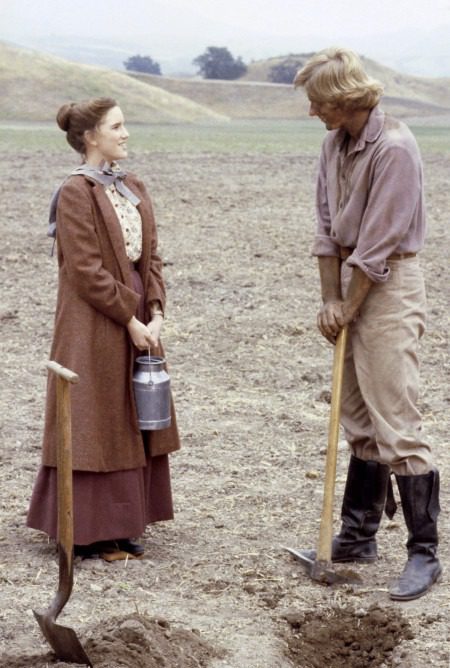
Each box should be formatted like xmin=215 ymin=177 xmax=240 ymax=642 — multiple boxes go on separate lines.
xmin=33 ymin=361 xmax=93 ymax=667
xmin=284 ymin=326 xmax=361 ymax=585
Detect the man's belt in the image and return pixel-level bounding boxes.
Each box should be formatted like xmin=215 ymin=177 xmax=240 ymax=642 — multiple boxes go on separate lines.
xmin=339 ymin=247 xmax=416 ymax=261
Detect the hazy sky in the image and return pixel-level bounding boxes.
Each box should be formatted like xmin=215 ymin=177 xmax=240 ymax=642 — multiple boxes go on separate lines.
xmin=1 ymin=0 xmax=450 ymax=75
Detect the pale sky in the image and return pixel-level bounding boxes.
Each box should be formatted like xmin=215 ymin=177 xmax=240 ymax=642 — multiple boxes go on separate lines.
xmin=1 ymin=0 xmax=450 ymax=75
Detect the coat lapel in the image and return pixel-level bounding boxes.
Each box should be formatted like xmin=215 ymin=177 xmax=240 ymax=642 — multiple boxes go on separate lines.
xmin=137 ymin=200 xmax=152 ymax=283
xmin=125 ymin=177 xmax=154 ymax=289
xmin=90 ymin=182 xmax=134 ymax=288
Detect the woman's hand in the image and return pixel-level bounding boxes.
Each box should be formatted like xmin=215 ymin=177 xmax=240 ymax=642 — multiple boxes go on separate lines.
xmin=127 ymin=316 xmax=153 ymax=350
xmin=146 ymin=314 xmax=163 ymax=348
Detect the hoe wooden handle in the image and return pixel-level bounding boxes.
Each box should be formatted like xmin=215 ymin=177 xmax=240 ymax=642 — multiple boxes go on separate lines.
xmin=316 ymin=326 xmax=348 ymax=563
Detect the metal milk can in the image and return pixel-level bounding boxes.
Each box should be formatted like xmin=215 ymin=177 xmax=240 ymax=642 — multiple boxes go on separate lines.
xmin=133 ymin=355 xmax=171 ymax=430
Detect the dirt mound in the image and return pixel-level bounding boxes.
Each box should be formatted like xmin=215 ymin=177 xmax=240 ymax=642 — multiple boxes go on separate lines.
xmin=283 ymin=604 xmax=414 ymax=667
xmin=0 ymin=613 xmax=223 ymax=668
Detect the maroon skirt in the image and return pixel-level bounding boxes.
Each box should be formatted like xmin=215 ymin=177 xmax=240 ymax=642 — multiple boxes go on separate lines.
xmin=27 ymin=268 xmax=174 ymax=545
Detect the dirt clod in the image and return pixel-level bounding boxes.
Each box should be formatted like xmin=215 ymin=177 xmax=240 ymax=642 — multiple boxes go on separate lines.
xmin=283 ymin=604 xmax=413 ymax=668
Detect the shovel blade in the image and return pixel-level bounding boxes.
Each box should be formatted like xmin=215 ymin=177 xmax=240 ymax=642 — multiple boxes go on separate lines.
xmin=33 ymin=610 xmax=92 ymax=667
xmin=283 ymin=546 xmax=362 ymax=586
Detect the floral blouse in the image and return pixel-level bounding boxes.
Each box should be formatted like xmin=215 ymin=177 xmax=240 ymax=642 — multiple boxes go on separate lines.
xmin=105 ymin=177 xmax=142 ymax=263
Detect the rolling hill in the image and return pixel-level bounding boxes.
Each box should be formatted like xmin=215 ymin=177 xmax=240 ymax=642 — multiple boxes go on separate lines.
xmin=0 ymin=42 xmax=228 ymax=123
xmin=2 ymin=42 xmax=450 ymax=124
xmin=242 ymin=54 xmax=450 ymax=107
xmin=131 ymin=54 xmax=450 ymax=122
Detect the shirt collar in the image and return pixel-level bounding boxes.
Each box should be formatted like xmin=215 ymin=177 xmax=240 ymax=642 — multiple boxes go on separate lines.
xmin=337 ymin=104 xmax=385 ymax=153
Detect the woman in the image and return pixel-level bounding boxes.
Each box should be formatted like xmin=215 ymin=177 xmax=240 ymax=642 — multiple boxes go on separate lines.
xmin=27 ymin=97 xmax=180 ymax=560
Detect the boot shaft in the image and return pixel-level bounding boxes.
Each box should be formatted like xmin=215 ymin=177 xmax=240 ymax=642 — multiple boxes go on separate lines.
xmin=341 ymin=455 xmax=391 ymax=535
xmin=395 ymin=469 xmax=440 ymax=555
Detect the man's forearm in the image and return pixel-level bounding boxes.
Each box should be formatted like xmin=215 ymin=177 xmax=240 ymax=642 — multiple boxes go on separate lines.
xmin=318 ymin=256 xmax=342 ymax=303
xmin=343 ymin=266 xmax=373 ymax=319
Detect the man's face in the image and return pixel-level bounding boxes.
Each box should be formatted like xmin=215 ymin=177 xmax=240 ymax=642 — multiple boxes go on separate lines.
xmin=308 ymin=99 xmax=350 ymax=131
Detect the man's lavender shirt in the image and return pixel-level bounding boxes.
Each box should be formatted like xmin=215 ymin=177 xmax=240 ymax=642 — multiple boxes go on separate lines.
xmin=312 ymin=105 xmax=426 ymax=282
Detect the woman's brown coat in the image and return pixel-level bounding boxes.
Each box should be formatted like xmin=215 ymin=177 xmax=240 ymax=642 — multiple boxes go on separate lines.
xmin=42 ymin=173 xmax=180 ymax=472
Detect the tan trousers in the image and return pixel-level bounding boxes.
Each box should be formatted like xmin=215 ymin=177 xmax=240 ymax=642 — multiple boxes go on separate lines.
xmin=340 ymin=257 xmax=434 ymax=475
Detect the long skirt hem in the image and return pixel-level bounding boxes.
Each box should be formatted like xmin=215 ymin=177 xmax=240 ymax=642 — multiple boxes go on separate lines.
xmin=27 ymin=453 xmax=173 ymax=545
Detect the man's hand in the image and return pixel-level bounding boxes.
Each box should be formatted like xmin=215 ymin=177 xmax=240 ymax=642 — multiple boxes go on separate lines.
xmin=317 ymin=258 xmax=374 ymax=344
xmin=317 ymin=299 xmax=359 ymax=343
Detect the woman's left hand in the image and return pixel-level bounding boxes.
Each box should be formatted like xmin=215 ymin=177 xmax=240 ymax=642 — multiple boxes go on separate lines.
xmin=147 ymin=314 xmax=163 ymax=348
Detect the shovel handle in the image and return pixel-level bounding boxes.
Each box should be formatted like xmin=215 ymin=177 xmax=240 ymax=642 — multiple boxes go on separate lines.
xmin=315 ymin=326 xmax=348 ymax=563
xmin=46 ymin=362 xmax=79 ymax=613
xmin=46 ymin=361 xmax=79 ymax=384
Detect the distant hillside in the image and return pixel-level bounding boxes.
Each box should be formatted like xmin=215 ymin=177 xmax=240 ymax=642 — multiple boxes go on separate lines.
xmin=129 ymin=73 xmax=311 ymax=120
xmin=0 ymin=42 xmax=228 ymax=123
xmin=130 ymin=65 xmax=450 ymax=122
xmin=242 ymin=54 xmax=450 ymax=109
xmin=2 ymin=42 xmax=449 ymax=125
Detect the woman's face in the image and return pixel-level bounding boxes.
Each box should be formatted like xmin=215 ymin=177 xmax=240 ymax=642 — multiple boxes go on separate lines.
xmin=85 ymin=106 xmax=129 ymax=164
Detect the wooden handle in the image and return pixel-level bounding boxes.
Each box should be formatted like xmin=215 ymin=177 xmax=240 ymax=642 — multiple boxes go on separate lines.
xmin=48 ymin=362 xmax=78 ymax=609
xmin=46 ymin=361 xmax=79 ymax=384
xmin=316 ymin=325 xmax=348 ymax=562
xmin=55 ymin=375 xmax=75 ymax=555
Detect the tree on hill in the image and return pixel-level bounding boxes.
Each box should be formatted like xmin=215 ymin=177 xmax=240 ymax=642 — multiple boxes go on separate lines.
xmin=193 ymin=47 xmax=247 ymax=80
xmin=124 ymin=55 xmax=161 ymax=75
xmin=269 ymin=54 xmax=315 ymax=84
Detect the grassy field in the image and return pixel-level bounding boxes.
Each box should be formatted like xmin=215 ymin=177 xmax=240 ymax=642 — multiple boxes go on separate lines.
xmin=1 ymin=120 xmax=450 ymax=155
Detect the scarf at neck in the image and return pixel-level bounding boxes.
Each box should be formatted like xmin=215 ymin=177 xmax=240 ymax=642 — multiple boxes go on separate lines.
xmin=47 ymin=162 xmax=141 ymax=239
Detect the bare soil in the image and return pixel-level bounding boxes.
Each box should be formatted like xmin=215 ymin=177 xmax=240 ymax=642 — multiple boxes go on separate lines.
xmin=0 ymin=147 xmax=448 ymax=668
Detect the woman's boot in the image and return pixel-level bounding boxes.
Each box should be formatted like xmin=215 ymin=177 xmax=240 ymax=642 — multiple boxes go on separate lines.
xmin=389 ymin=469 xmax=441 ymax=600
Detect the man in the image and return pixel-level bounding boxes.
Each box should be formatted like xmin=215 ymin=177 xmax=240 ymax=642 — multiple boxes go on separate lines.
xmin=294 ymin=47 xmax=441 ymax=600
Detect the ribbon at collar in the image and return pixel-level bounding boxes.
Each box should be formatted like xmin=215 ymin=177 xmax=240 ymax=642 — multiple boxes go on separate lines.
xmin=47 ymin=163 xmax=141 ymax=241
xmin=72 ymin=163 xmax=141 ymax=206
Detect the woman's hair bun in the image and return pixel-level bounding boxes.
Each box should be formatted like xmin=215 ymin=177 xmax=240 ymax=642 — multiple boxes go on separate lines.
xmin=56 ymin=97 xmax=117 ymax=154
xmin=56 ymin=102 xmax=76 ymax=132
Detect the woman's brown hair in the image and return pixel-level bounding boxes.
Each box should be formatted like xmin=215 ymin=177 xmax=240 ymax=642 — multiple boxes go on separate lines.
xmin=56 ymin=97 xmax=117 ymax=153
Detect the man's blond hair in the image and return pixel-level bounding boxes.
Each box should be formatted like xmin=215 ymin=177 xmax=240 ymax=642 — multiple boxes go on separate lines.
xmin=294 ymin=47 xmax=383 ymax=111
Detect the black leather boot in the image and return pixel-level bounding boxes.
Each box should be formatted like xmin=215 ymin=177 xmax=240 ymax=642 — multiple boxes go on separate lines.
xmin=389 ymin=470 xmax=442 ymax=601
xmin=302 ymin=455 xmax=392 ymax=563
xmin=331 ymin=455 xmax=393 ymax=562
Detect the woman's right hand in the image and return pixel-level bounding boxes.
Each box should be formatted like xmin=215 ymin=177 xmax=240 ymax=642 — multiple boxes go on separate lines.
xmin=127 ymin=316 xmax=153 ymax=350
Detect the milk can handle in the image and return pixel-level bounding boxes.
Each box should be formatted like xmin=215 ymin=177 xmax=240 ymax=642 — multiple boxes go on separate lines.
xmin=147 ymin=346 xmax=154 ymax=386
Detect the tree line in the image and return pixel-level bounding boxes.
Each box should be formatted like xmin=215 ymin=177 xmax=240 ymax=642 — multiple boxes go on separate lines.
xmin=124 ymin=48 xmax=307 ymax=83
